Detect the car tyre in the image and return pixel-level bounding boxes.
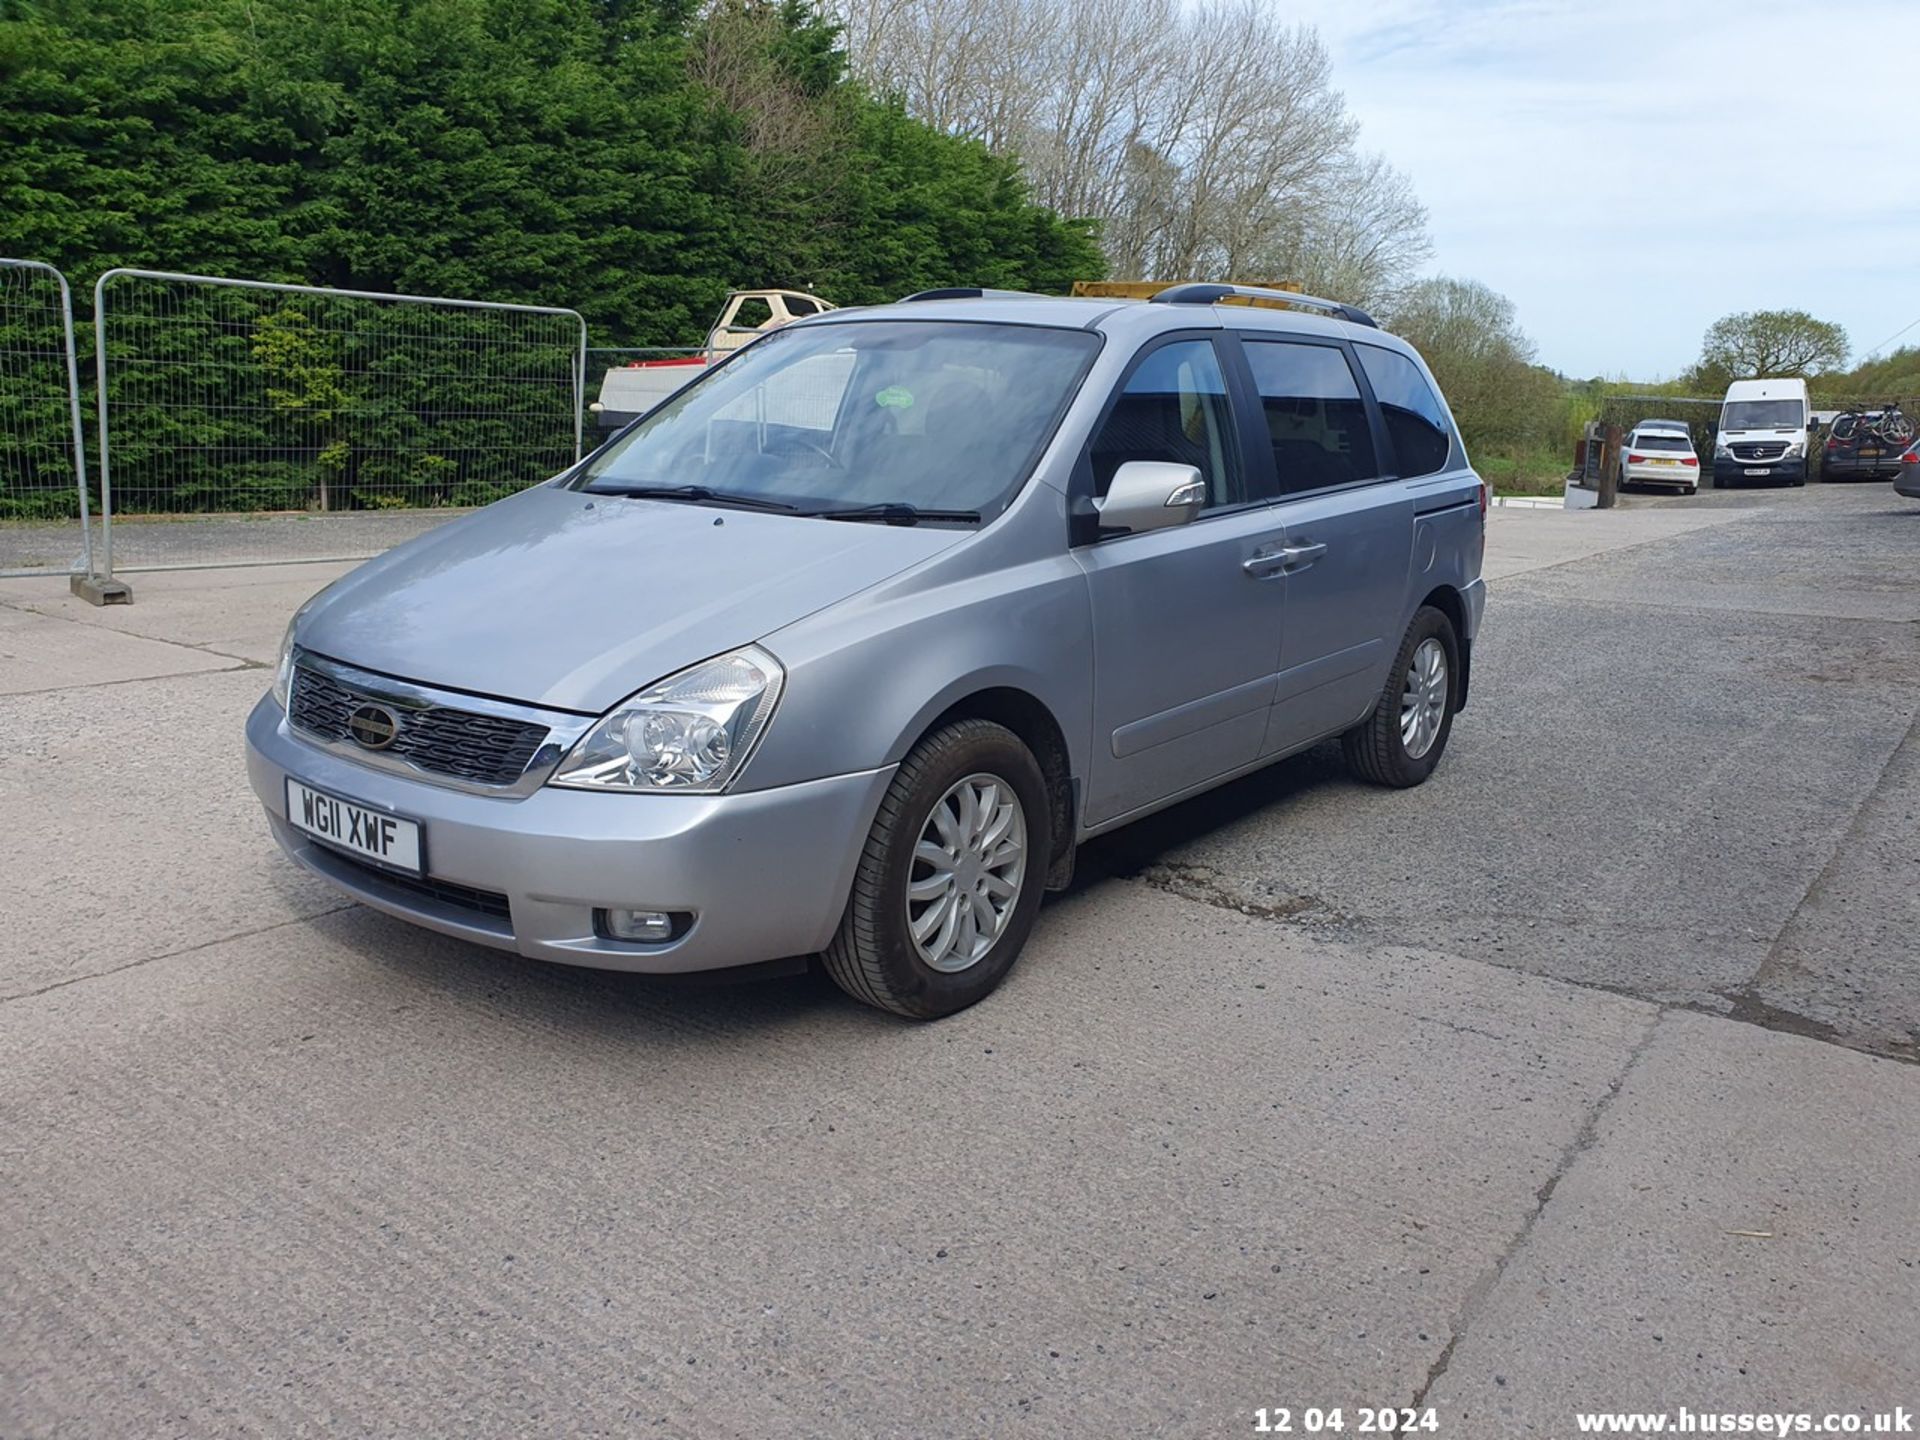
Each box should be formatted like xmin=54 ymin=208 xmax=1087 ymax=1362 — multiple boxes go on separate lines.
xmin=823 ymin=718 xmax=1051 ymax=1020
xmin=1342 ymin=606 xmax=1460 ymax=789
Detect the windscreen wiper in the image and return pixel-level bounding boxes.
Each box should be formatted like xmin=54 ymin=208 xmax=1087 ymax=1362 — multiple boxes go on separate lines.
xmin=588 ymin=484 xmax=800 ymax=513
xmin=811 ymin=502 xmax=982 ymax=526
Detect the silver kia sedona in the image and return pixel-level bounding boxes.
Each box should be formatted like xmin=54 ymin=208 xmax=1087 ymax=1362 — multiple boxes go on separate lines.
xmin=247 ymin=284 xmax=1487 ymax=1019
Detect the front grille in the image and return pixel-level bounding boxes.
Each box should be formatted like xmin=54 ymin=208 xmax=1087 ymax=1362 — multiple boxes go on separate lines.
xmin=319 ymin=845 xmax=513 ymax=921
xmin=1730 ymin=442 xmax=1788 ymax=461
xmin=290 ymin=665 xmax=550 ymax=787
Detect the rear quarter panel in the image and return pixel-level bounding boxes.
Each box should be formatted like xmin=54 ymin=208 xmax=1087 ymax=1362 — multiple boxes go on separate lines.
xmin=1410 ymin=479 xmax=1485 ymax=626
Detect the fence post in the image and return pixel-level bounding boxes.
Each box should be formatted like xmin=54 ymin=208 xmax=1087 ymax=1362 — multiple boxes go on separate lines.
xmin=0 ymin=259 xmax=118 ymax=590
xmin=574 ymin=317 xmax=588 ymax=462
xmin=74 ymin=270 xmax=131 ymax=603
xmin=1597 ymin=424 xmax=1622 ymax=509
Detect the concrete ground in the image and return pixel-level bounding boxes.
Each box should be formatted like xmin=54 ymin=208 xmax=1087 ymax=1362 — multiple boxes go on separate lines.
xmin=3 ymin=484 xmax=1917 ymax=1438
xmin=0 ymin=509 xmax=462 ymax=577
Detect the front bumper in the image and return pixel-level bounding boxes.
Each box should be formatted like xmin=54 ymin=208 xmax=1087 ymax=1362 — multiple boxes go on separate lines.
xmin=246 ymin=694 xmax=893 ymax=973
xmin=1714 ymin=456 xmax=1806 ymax=484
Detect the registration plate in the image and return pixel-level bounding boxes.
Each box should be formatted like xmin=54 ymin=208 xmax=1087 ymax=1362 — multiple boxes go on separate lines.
xmin=1859 ymin=448 xmax=1881 ymax=458
xmin=1744 ymin=467 xmax=1772 ymax=476
xmin=285 ymin=777 xmax=423 ymax=874
xmin=1652 ymin=458 xmax=1678 ymax=466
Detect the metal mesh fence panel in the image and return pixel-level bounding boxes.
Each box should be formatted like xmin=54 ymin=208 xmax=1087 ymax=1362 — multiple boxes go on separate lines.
xmin=95 ymin=271 xmax=585 ymax=572
xmin=0 ymin=260 xmax=92 ymax=577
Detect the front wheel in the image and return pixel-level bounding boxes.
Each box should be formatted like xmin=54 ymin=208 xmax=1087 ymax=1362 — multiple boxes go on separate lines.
xmin=1342 ymin=606 xmax=1461 ymax=788
xmin=823 ymin=719 xmax=1051 ymax=1019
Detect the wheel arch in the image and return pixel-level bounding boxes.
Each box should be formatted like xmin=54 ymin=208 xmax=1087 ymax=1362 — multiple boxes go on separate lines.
xmin=1417 ymin=583 xmax=1471 ymax=711
xmin=909 ymin=685 xmax=1078 ymax=890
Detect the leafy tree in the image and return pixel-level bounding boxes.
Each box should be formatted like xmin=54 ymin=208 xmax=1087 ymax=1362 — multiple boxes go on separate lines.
xmin=1810 ymin=345 xmax=1920 ymax=409
xmin=1691 ymin=309 xmax=1849 ymax=388
xmin=252 ymin=307 xmax=348 ymax=510
xmin=1382 ymin=276 xmax=1560 ymax=458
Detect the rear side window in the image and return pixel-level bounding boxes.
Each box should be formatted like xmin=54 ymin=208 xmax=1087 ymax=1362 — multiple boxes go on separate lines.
xmin=1242 ymin=341 xmax=1378 ymax=496
xmin=1355 ymin=345 xmax=1454 ymax=478
xmin=1634 ymin=432 xmax=1691 ymax=451
xmin=1089 ymin=340 xmax=1244 ymax=510
xmin=785 ymin=296 xmax=819 ymax=317
xmin=732 ymin=297 xmax=774 ymax=329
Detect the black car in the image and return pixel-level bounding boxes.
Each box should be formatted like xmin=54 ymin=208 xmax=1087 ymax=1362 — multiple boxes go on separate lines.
xmin=1821 ymin=410 xmax=1913 ymax=482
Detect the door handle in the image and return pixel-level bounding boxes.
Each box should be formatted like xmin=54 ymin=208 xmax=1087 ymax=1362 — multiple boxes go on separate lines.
xmin=1279 ymin=540 xmax=1327 ymax=572
xmin=1242 ymin=547 xmax=1288 ymax=579
xmin=1243 ymin=541 xmax=1326 ymax=579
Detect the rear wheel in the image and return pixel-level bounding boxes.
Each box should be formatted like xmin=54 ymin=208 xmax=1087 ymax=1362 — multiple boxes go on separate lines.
xmin=1342 ymin=606 xmax=1460 ymax=788
xmin=823 ymin=719 xmax=1051 ymax=1019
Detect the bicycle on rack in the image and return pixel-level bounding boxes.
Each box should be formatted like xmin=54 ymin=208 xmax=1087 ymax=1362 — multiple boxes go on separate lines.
xmin=1831 ymin=405 xmax=1915 ymax=446
xmin=1822 ymin=404 xmax=1916 ymax=481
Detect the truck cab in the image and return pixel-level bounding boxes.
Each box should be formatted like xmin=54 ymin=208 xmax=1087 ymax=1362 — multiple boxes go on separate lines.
xmin=1714 ymin=377 xmax=1811 ymax=487
xmin=706 ymin=289 xmax=836 ymax=354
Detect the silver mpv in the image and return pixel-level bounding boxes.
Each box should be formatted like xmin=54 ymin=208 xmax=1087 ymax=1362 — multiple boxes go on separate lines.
xmin=247 ymin=284 xmax=1487 ymax=1018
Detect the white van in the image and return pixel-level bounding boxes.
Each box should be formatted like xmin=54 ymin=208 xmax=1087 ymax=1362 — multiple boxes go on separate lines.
xmin=1714 ymin=377 xmax=1810 ymax=486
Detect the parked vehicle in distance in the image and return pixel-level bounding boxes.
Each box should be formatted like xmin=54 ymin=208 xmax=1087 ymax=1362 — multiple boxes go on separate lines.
xmin=1714 ymin=377 xmax=1810 ymax=486
xmin=1822 ymin=407 xmax=1917 ymax=482
xmin=1897 ymin=440 xmax=1920 ymax=498
xmin=706 ymin=288 xmax=837 ymax=354
xmin=591 ymin=288 xmax=836 ymax=431
xmin=1618 ymin=419 xmax=1701 ymax=493
xmin=247 ymin=283 xmax=1486 ymax=1019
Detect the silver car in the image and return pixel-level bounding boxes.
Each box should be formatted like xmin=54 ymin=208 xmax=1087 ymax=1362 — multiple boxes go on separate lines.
xmin=247 ymin=284 xmax=1487 ymax=1018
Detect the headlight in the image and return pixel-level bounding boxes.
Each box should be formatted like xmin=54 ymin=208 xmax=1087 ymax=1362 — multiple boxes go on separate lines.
xmin=1785 ymin=441 xmax=1804 ymax=459
xmin=271 ymin=620 xmax=297 ymax=708
xmin=1714 ymin=443 xmax=1731 ymax=458
xmin=548 ymin=646 xmax=784 ymax=793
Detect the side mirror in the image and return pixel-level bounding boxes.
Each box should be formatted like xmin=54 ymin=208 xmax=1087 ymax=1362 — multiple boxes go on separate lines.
xmin=1095 ymin=461 xmax=1207 ymax=534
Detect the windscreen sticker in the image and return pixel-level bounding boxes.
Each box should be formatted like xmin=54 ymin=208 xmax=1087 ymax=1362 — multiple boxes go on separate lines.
xmin=875 ymin=386 xmax=915 ymax=410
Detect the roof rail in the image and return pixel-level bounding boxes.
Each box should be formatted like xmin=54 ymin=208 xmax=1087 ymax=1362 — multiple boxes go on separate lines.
xmin=898 ymin=287 xmax=1044 ymax=303
xmin=1149 ymin=282 xmax=1378 ymax=329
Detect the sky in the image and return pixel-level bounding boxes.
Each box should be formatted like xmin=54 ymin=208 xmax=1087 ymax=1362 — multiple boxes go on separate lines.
xmin=1283 ymin=0 xmax=1920 ymax=380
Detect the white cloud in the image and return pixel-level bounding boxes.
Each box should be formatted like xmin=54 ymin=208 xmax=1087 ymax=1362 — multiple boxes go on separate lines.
xmin=1284 ymin=0 xmax=1920 ymax=378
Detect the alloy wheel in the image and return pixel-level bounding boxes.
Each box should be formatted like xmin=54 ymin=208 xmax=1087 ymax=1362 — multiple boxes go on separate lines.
xmin=1400 ymin=637 xmax=1449 ymax=760
xmin=906 ymin=773 xmax=1027 ymax=974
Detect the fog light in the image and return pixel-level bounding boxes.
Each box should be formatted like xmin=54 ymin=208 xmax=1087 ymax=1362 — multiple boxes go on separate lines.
xmin=603 ymin=908 xmax=676 ymax=943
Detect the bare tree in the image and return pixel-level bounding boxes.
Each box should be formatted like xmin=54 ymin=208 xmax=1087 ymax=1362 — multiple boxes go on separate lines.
xmin=1250 ymin=151 xmax=1431 ymax=312
xmin=830 ymin=0 xmax=1430 ymax=295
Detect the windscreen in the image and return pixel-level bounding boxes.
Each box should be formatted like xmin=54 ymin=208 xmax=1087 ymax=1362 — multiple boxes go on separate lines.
xmin=577 ymin=320 xmax=1101 ymax=516
xmin=1633 ymin=433 xmax=1692 ymax=451
xmin=1722 ymin=399 xmax=1804 ymax=430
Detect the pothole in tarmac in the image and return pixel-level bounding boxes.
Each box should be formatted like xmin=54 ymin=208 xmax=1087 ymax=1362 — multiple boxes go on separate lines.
xmin=1131 ymin=859 xmax=1345 ymax=927
xmin=1720 ymin=988 xmax=1920 ymax=1065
